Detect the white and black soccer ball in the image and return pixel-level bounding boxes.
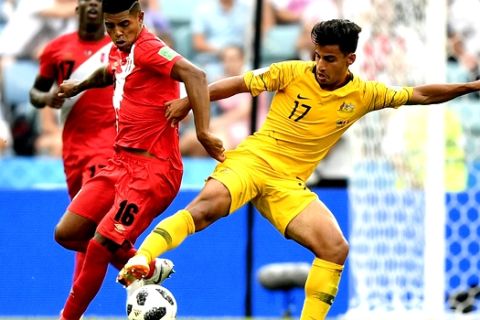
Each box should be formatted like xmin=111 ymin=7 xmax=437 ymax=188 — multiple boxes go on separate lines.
xmin=126 ymin=285 xmax=177 ymax=320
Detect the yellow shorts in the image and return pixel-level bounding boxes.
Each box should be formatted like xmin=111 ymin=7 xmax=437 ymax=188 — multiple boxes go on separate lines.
xmin=210 ymin=149 xmax=318 ymax=235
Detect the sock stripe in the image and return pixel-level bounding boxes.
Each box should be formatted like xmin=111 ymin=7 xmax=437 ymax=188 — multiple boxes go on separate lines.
xmin=152 ymin=228 xmax=172 ymax=246
xmin=314 ymin=291 xmax=335 ymax=306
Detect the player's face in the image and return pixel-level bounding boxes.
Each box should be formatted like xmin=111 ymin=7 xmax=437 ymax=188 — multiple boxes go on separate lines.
xmin=313 ymin=44 xmax=356 ymax=90
xmin=77 ymin=0 xmax=103 ymax=27
xmin=104 ymin=10 xmax=144 ymax=52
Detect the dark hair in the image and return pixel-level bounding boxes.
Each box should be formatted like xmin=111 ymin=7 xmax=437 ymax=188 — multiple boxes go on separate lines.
xmin=103 ymin=0 xmax=140 ymax=14
xmin=311 ymin=19 xmax=362 ymax=54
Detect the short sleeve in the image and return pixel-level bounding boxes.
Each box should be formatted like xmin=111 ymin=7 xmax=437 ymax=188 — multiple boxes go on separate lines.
xmin=243 ymin=62 xmax=296 ymax=96
xmin=135 ymin=42 xmax=182 ymax=76
xmin=38 ymin=43 xmax=56 ymax=79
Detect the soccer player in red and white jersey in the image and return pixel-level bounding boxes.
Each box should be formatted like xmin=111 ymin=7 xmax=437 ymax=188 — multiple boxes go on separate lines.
xmin=29 ymin=0 xmax=115 ymax=287
xmin=54 ymin=0 xmax=225 ymax=319
xmin=30 ymin=0 xmax=114 ymax=199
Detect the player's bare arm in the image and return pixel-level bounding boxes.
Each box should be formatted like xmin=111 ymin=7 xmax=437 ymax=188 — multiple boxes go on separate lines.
xmin=171 ymin=58 xmax=226 ymax=162
xmin=165 ymin=76 xmax=249 ymax=126
xmin=58 ymin=65 xmax=113 ymax=98
xmin=209 ymin=75 xmax=250 ymax=101
xmin=408 ymin=79 xmax=480 ymax=105
xmin=30 ymin=75 xmax=65 ymax=109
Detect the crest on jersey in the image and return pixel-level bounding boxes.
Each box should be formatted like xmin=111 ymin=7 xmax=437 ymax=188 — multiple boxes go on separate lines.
xmin=338 ymin=102 xmax=355 ymax=113
xmin=158 ymin=46 xmax=178 ymax=61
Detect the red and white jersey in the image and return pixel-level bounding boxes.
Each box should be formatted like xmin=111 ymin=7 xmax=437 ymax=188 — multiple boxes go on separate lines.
xmin=107 ymin=27 xmax=183 ymax=165
xmin=38 ymin=32 xmax=116 ymax=164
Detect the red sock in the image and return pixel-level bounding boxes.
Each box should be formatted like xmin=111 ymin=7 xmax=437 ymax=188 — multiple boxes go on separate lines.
xmin=111 ymin=246 xmax=136 ymax=270
xmin=61 ymin=239 xmax=112 ymax=320
xmin=72 ymin=252 xmax=85 ymax=283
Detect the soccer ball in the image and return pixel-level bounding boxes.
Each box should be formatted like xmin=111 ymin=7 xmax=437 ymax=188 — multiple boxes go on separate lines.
xmin=126 ymin=285 xmax=177 ymax=320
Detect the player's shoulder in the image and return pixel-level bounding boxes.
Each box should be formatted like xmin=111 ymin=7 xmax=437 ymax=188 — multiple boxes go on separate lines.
xmin=268 ymin=60 xmax=315 ymax=80
xmin=44 ymin=31 xmax=77 ymax=50
xmin=133 ymin=28 xmax=163 ymax=52
xmin=272 ymin=60 xmax=315 ymax=71
xmin=40 ymin=31 xmax=77 ymax=56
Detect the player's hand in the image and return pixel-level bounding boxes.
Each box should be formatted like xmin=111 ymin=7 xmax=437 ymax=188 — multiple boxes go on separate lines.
xmin=117 ymin=255 xmax=151 ymax=287
xmin=58 ymin=79 xmax=81 ymax=98
xmin=47 ymin=88 xmax=66 ymax=109
xmin=165 ymin=97 xmax=191 ymax=126
xmin=197 ymin=132 xmax=226 ymax=162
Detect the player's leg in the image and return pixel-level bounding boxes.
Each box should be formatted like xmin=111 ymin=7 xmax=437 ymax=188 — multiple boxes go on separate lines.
xmin=55 ymin=211 xmax=98 ymax=252
xmin=285 ymin=199 xmax=348 ymax=320
xmin=121 ymin=177 xmax=232 ymax=280
xmin=61 ymin=152 xmax=183 ymax=319
xmin=119 ymin=153 xmax=259 ymax=281
xmin=63 ymin=159 xmax=97 ymax=282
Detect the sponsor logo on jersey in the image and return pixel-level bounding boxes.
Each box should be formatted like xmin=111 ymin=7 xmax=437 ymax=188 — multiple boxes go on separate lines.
xmin=336 ymin=119 xmax=350 ymax=128
xmin=114 ymin=223 xmax=126 ymax=233
xmin=296 ymin=93 xmax=309 ymax=100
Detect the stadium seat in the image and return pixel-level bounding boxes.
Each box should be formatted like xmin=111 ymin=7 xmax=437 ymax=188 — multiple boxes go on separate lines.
xmin=2 ymin=59 xmax=38 ymax=107
xmin=159 ymin=0 xmax=197 ymax=27
xmin=171 ymin=24 xmax=193 ymax=61
xmin=261 ymin=24 xmax=302 ymax=66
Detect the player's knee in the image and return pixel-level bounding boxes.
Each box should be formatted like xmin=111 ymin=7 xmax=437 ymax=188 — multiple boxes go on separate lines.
xmin=54 ymin=223 xmax=71 ymax=248
xmin=336 ymin=238 xmax=349 ymax=263
xmin=190 ymin=206 xmax=227 ymax=231
xmin=327 ymin=236 xmax=349 ymax=265
xmin=315 ymin=235 xmax=349 ymax=265
xmin=188 ymin=184 xmax=231 ymax=231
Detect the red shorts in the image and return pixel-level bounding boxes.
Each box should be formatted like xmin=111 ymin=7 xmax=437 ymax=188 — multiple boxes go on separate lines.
xmin=64 ymin=154 xmax=111 ymax=199
xmin=68 ymin=149 xmax=183 ymax=245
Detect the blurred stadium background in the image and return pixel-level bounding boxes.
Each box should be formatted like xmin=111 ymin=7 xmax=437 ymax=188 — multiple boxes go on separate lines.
xmin=1 ymin=0 xmax=480 ymax=319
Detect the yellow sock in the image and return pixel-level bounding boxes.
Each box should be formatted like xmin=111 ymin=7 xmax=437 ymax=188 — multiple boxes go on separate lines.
xmin=137 ymin=209 xmax=195 ymax=262
xmin=300 ymin=258 xmax=343 ymax=320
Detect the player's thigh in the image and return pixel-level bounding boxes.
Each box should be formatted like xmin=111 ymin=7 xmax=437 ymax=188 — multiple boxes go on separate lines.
xmin=285 ymin=199 xmax=348 ymax=264
xmin=97 ymin=155 xmax=182 ymax=245
xmin=57 ymin=173 xmax=117 ymax=239
xmin=254 ymin=176 xmax=317 ymax=236
xmin=208 ymin=152 xmax=261 ymax=215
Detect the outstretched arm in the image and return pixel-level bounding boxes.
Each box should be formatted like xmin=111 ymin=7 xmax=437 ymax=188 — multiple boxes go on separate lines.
xmin=408 ymin=80 xmax=480 ymax=105
xmin=170 ymin=59 xmax=225 ymax=162
xmin=165 ymin=75 xmax=250 ymax=125
xmin=58 ymin=65 xmax=113 ymax=98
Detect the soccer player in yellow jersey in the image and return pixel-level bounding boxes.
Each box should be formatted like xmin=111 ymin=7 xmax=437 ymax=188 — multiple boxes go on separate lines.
xmin=118 ymin=19 xmax=480 ymax=319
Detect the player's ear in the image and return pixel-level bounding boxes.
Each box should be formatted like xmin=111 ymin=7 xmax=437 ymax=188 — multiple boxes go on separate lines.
xmin=347 ymin=53 xmax=356 ymax=66
xmin=138 ymin=11 xmax=144 ymax=24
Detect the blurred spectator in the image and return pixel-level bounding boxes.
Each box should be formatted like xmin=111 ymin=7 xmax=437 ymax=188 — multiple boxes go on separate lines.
xmin=295 ymin=0 xmax=341 ymax=61
xmin=0 ymin=107 xmax=12 ymax=155
xmin=447 ymin=0 xmax=480 ymax=95
xmin=0 ymin=0 xmax=15 ymax=23
xmin=448 ymin=0 xmax=480 ymax=58
xmin=191 ymin=0 xmax=252 ymax=80
xmin=0 ymin=0 xmax=77 ymax=155
xmin=0 ymin=0 xmax=76 ymax=62
xmin=34 ymin=107 xmax=62 ymax=156
xmin=180 ymin=45 xmax=264 ymax=157
xmin=264 ymin=0 xmax=311 ymax=25
xmin=140 ymin=0 xmax=174 ymax=47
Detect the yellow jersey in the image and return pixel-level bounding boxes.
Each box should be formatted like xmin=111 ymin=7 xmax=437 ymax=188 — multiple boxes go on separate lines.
xmin=239 ymin=60 xmax=413 ymax=180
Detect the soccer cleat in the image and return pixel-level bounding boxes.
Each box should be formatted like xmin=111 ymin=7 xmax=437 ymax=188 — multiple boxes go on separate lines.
xmin=117 ymin=256 xmax=175 ymax=287
xmin=143 ymin=258 xmax=175 ymax=286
